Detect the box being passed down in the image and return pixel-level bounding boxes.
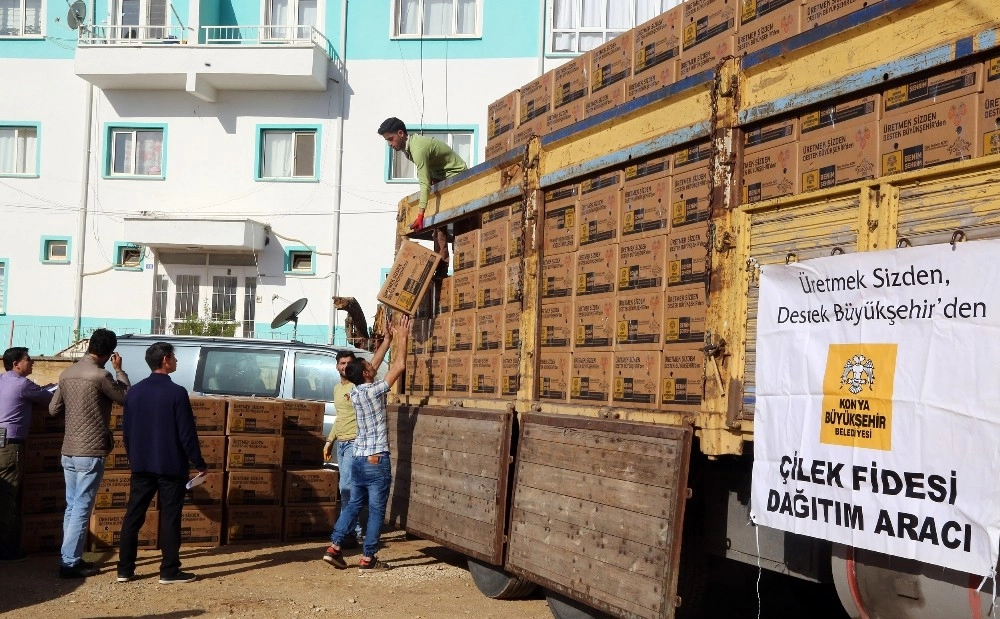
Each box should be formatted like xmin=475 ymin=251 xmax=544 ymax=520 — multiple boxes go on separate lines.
xmin=377 ymin=240 xmax=442 ymax=315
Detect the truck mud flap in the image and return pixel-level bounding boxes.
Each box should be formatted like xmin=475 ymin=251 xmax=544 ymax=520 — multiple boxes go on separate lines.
xmin=506 ymin=412 xmax=693 ymax=619
xmin=386 ymin=404 xmax=514 ymax=565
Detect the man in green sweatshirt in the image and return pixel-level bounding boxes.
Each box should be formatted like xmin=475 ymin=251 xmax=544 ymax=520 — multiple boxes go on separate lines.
xmin=378 ymin=117 xmax=467 ymax=231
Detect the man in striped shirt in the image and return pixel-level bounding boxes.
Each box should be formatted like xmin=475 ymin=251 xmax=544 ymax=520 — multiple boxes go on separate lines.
xmin=323 ymin=316 xmax=410 ymax=573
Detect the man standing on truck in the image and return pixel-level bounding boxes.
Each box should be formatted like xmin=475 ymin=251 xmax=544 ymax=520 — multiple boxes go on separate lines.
xmin=323 ymin=315 xmax=410 ymax=573
xmin=378 ymin=117 xmax=467 ymax=231
xmin=322 ymin=330 xmax=394 ymax=548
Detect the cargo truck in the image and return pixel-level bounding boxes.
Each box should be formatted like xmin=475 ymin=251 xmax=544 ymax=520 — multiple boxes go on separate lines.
xmin=384 ymin=1 xmax=1000 ymax=616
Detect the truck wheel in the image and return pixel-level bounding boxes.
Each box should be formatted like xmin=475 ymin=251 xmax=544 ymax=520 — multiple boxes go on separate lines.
xmin=545 ymin=591 xmax=610 ymax=619
xmin=466 ymin=557 xmax=538 ymax=599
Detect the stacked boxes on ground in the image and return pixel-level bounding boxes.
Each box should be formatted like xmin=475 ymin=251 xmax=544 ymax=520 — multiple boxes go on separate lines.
xmin=21 ymin=406 xmax=66 ymax=553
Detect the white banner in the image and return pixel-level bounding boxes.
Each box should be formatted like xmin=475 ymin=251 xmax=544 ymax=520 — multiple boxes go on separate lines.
xmin=750 ymin=239 xmax=1000 ymax=576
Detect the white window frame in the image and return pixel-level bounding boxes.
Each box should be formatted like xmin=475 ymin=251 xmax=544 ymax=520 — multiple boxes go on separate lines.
xmin=386 ymin=129 xmax=474 ymax=182
xmin=391 ymin=0 xmax=482 ymax=39
xmin=258 ymin=128 xmax=318 ymax=181
xmin=263 ymin=0 xmax=320 ymax=40
xmin=108 ymin=127 xmax=165 ymax=178
xmin=0 ymin=125 xmax=38 ymax=176
xmin=0 ymin=0 xmax=44 ymax=38
xmin=547 ymin=0 xmax=682 ymax=55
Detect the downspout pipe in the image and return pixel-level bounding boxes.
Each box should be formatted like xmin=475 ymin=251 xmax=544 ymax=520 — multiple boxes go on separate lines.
xmin=328 ymin=0 xmax=348 ymax=344
xmin=71 ymin=81 xmax=94 ymax=343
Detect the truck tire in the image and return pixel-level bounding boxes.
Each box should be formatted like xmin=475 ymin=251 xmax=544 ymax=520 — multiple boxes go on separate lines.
xmin=466 ymin=557 xmax=538 ymax=599
xmin=544 ymin=591 xmax=611 ymax=619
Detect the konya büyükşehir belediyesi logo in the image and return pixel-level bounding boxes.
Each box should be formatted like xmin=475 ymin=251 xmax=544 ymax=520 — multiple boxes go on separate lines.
xmin=821 ymin=343 xmax=897 ymax=451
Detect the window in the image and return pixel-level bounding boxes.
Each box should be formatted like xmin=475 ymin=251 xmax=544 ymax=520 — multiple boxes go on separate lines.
xmin=393 ymin=0 xmax=480 ymax=38
xmin=284 ymin=247 xmax=316 ymax=275
xmin=266 ymin=0 xmax=317 ymax=39
xmin=107 ymin=125 xmax=166 ymax=178
xmin=152 ymin=274 xmax=168 ymax=334
xmin=257 ymin=126 xmax=319 ymax=180
xmin=0 ymin=125 xmax=38 ymax=176
xmin=117 ymin=0 xmax=168 ymax=39
xmin=0 ymin=259 xmax=7 ymax=315
xmin=243 ymin=277 xmax=257 ymax=337
xmin=0 ymin=0 xmax=42 ymax=37
xmin=293 ymin=352 xmax=337 ymax=401
xmin=549 ymin=0 xmax=682 ymax=54
xmin=114 ymin=242 xmax=144 ymax=270
xmin=174 ymin=274 xmax=200 ymax=320
xmin=388 ymin=130 xmax=474 ymax=181
xmin=40 ymin=237 xmax=70 ymax=264
xmin=212 ymin=275 xmax=238 ymax=321
xmin=197 ymin=348 xmax=284 ymax=397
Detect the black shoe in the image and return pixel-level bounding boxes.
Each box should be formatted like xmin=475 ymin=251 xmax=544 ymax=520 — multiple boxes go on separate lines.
xmin=0 ymin=552 xmax=27 ymax=563
xmin=158 ymin=571 xmax=196 ymax=584
xmin=59 ymin=564 xmax=98 ymax=579
xmin=358 ymin=556 xmax=392 ymax=573
xmin=116 ymin=572 xmax=134 ymax=583
xmin=322 ymin=546 xmax=347 ymax=569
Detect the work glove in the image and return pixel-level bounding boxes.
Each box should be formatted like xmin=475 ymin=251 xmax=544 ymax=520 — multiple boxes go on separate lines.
xmin=410 ymin=211 xmax=425 ymax=231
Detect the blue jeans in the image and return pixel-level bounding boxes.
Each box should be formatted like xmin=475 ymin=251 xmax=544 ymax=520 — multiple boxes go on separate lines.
xmin=336 ymin=440 xmax=364 ymax=538
xmin=61 ymin=455 xmax=104 ymax=568
xmin=331 ymin=453 xmax=391 ymax=558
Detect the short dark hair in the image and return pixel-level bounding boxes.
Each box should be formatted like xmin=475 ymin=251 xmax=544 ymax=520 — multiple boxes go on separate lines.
xmin=377 ymin=117 xmax=407 ymax=135
xmin=3 ymin=347 xmax=29 ymax=371
xmin=87 ymin=328 xmax=118 ymax=357
xmin=145 ymin=342 xmax=175 ymax=371
xmin=336 ymin=351 xmax=357 ymax=362
xmin=344 ymin=358 xmax=367 ymax=386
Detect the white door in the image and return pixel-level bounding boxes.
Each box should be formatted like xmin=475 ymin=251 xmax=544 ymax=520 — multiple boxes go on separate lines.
xmin=266 ymin=0 xmax=317 ymax=39
xmin=162 ymin=266 xmax=258 ymax=337
xmin=118 ymin=0 xmax=168 ymax=38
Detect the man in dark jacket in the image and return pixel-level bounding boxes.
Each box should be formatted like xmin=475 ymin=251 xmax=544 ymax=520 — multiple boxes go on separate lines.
xmin=116 ymin=342 xmax=206 ymax=584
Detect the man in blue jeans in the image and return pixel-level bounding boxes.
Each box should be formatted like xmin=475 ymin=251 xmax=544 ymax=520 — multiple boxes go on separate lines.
xmin=323 ymin=315 xmax=410 ymax=573
xmin=50 ymin=328 xmax=129 ymax=578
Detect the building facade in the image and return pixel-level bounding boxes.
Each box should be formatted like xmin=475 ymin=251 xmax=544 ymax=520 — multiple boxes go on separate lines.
xmin=0 ymin=0 xmax=678 ymax=353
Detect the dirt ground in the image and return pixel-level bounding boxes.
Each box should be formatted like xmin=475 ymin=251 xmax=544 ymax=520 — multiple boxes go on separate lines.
xmin=0 ymin=530 xmax=552 ymax=619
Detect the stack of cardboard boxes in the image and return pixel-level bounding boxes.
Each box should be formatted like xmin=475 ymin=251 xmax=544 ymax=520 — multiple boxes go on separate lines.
xmin=20 ymin=408 xmax=67 ymax=553
xmin=280 ymin=399 xmax=337 ymax=543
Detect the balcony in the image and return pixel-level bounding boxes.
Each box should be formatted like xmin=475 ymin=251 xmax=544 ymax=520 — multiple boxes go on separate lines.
xmin=75 ymin=25 xmax=343 ymax=102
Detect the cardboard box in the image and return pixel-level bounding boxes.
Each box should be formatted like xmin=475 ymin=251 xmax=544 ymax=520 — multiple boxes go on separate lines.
xmin=475 ymin=306 xmax=504 ymax=352
xmin=449 ymin=310 xmax=475 ymax=352
xmin=438 ymin=276 xmax=453 ymax=314
xmin=618 ymin=235 xmax=668 ymax=292
xmin=486 ymin=133 xmax=511 ymax=161
xmin=628 ymin=7 xmax=682 ymax=101
xmin=282 ymin=432 xmax=325 ymax=467
xmin=575 ymin=244 xmax=617 ymax=298
xmin=881 ymin=94 xmax=981 ymax=175
xmin=427 ymin=356 xmax=447 ymax=393
xmin=738 ymin=0 xmax=801 ymax=56
xmin=283 ymin=505 xmax=337 ymax=542
xmin=506 ymin=261 xmax=523 ymax=303
xmin=884 ymin=63 xmax=983 ymax=114
xmin=89 ymin=509 xmax=158 ymax=551
xmin=106 ymin=435 xmax=130 ymax=471
xmin=454 ymin=230 xmax=479 ymax=272
xmin=665 ymin=284 xmax=708 ymax=346
xmin=551 ymin=53 xmax=589 ymax=132
xmin=667 ymin=224 xmax=710 ymax=288
xmin=802 ymin=0 xmax=883 ymax=29
xmin=981 ymin=56 xmax=1000 ymax=157
xmin=20 ymin=513 xmax=63 ymax=552
xmin=512 ymin=117 xmax=543 ymax=149
xmin=501 ymin=352 xmax=520 ymax=397
xmin=21 ymin=473 xmax=66 ymax=515
xmin=680 ymin=0 xmax=737 ymax=79
xmin=226 ymin=398 xmax=283 ymax=436
xmin=585 ymin=82 xmax=626 ymax=118
xmin=96 ymin=472 xmax=157 ymax=511
xmin=519 ymin=73 xmax=552 ymax=130
xmin=673 ymin=141 xmax=713 ymax=170
xmin=546 ymin=100 xmax=584 ymax=135
xmin=540 ymin=301 xmax=573 ymax=351
xmin=800 ymin=121 xmax=879 ymax=191
xmin=741 ymin=142 xmax=800 ymax=203
xmin=197 ymin=434 xmax=226 ymax=470
xmin=378 ymin=240 xmax=442 ymax=314
xmin=479 ymin=217 xmax=509 ymax=267
xmin=29 ymin=404 xmax=64 ymax=435
xmin=591 ymin=31 xmax=633 ymax=95
xmin=671 ymin=164 xmax=711 ymax=232
xmin=180 ymin=505 xmax=222 ymax=546
xmin=661 ymin=347 xmax=705 ymax=409
xmin=281 ymin=400 xmax=325 ymax=434
xmin=409 ymin=317 xmax=430 ymax=356
xmin=543 ymin=185 xmax=579 ymax=255
xmin=477 ymin=263 xmax=506 ymax=309
xmin=487 ymin=90 xmax=519 ymax=160
xmin=23 ymin=434 xmax=64 ymax=474
xmin=407 ymin=355 xmax=430 ymax=396
xmin=570 ymin=352 xmax=613 ymax=404
xmin=801 ymin=94 xmax=881 ymax=135
xmin=574 ymin=298 xmax=616 ymax=351
xmin=578 ymin=171 xmax=621 ymax=246
xmin=226 ymin=471 xmax=283 ymax=505
xmin=283 ymin=468 xmax=339 ymax=505
xmin=510 ymin=201 xmax=525 ymax=259
xmin=744 ymin=116 xmax=798 ymax=154
xmin=110 ymin=402 xmax=124 ymax=433
xmin=613 ymin=351 xmax=662 ymax=410
xmin=505 ymin=306 xmax=522 ymax=350
xmin=538 ymin=353 xmax=571 ymax=401
xmin=226 ymin=436 xmax=284 ymax=470
xmin=541 ymin=253 xmax=575 ymax=302
xmin=428 ymin=314 xmax=450 ymax=354
xmin=615 ymin=291 xmax=665 ymax=349
xmin=482 ymin=204 xmax=510 ymax=224
xmin=452 ymin=269 xmax=478 ymax=312
xmin=623 ymin=154 xmax=671 ymax=241
xmin=471 ymin=355 xmax=501 ymax=396
xmin=184 ymin=471 xmax=225 ymax=505
xmin=225 ymin=505 xmax=281 ymax=543
xmin=445 ymin=354 xmax=471 ymax=396
xmin=189 ymin=395 xmax=227 ymax=434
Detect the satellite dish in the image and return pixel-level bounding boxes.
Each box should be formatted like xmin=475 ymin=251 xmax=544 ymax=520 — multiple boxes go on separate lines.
xmin=270 ymin=298 xmax=308 ymax=340
xmin=67 ymin=0 xmax=87 ymax=30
